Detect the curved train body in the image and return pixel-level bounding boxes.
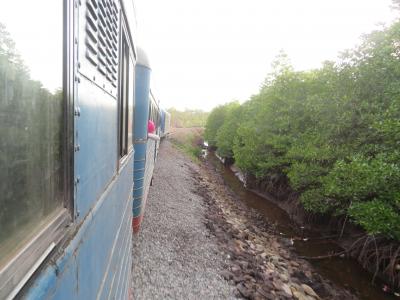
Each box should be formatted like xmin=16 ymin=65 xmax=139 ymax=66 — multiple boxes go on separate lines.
xmin=132 ymin=48 xmax=171 ymax=233
xmin=0 ymin=0 xmax=168 ymax=299
xmin=132 ymin=50 xmax=156 ymax=233
xmin=160 ymin=110 xmax=171 ymax=138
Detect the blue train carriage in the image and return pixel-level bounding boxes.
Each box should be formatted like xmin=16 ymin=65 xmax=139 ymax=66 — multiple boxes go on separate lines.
xmin=160 ymin=109 xmax=171 ymax=139
xmin=0 ymin=0 xmax=137 ymax=299
xmin=132 ymin=50 xmax=162 ymax=233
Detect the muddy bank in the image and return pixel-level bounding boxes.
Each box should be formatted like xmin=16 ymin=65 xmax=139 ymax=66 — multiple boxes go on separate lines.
xmin=210 ymin=154 xmax=400 ymax=299
xmin=232 ymin=162 xmax=400 ymax=294
xmin=195 ymin=158 xmax=356 ymax=300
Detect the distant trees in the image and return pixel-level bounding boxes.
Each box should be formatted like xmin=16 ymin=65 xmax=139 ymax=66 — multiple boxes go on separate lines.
xmin=215 ymin=102 xmax=241 ymax=158
xmin=168 ymin=108 xmax=209 ymax=128
xmin=204 ymin=102 xmax=239 ymax=148
xmin=205 ymin=20 xmax=400 ymax=241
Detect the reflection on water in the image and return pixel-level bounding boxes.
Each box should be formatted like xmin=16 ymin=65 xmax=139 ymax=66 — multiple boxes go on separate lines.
xmin=208 ymin=153 xmax=396 ymax=300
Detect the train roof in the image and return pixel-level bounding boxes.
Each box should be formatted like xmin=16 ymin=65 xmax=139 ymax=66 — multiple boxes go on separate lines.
xmin=136 ymin=46 xmax=151 ymax=69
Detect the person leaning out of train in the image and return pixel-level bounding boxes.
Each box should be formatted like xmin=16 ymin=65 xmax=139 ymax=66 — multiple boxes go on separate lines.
xmin=148 ymin=120 xmax=160 ymax=141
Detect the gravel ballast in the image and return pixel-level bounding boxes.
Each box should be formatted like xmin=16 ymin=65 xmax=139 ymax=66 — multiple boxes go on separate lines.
xmin=132 ymin=141 xmax=236 ymax=299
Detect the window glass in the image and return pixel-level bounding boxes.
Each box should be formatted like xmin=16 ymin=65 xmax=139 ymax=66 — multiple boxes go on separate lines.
xmin=0 ymin=0 xmax=64 ymax=268
xmin=119 ymin=30 xmax=129 ymax=158
xmin=118 ymin=25 xmax=135 ymax=157
xmin=148 ymin=102 xmax=153 ymax=124
xmin=127 ymin=56 xmax=134 ymax=149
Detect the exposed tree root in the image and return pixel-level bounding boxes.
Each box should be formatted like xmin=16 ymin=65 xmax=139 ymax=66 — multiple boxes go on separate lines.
xmin=298 ymin=251 xmax=347 ymax=260
xmin=240 ymin=169 xmax=400 ymax=291
xmin=346 ymin=235 xmax=400 ymax=290
xmin=298 ymin=234 xmax=400 ymax=291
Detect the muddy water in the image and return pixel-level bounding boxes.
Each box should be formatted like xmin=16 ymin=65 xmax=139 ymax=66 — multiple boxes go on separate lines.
xmin=208 ymin=154 xmax=395 ymax=300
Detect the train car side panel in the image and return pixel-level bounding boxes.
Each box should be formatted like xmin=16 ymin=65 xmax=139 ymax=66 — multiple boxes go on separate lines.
xmin=160 ymin=110 xmax=171 ymax=138
xmin=23 ymin=159 xmax=133 ymax=299
xmin=74 ymin=0 xmax=121 ymax=221
xmin=74 ymin=81 xmax=118 ymax=221
xmin=9 ymin=0 xmax=136 ymax=298
xmin=164 ymin=112 xmax=171 ymax=136
xmin=132 ymin=54 xmax=151 ymax=232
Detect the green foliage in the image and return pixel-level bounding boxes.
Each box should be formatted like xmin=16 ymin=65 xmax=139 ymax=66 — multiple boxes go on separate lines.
xmin=349 ymin=200 xmax=400 ymax=240
xmin=215 ymin=102 xmax=241 ymax=158
xmin=323 ymin=154 xmax=400 ymax=203
xmin=168 ymin=108 xmax=208 ymax=128
xmin=204 ymin=102 xmax=239 ymax=147
xmin=206 ymin=20 xmax=400 ymax=240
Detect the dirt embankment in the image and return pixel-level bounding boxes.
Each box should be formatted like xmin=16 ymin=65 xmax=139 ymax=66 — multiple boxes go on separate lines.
xmin=195 ymin=159 xmax=357 ymax=300
xmin=168 ymin=127 xmax=357 ymax=299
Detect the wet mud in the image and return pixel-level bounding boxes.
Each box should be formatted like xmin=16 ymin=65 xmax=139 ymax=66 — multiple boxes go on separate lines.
xmin=194 ymin=159 xmax=357 ymax=300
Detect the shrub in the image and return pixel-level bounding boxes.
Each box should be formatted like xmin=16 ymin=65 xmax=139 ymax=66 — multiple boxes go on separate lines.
xmin=205 ymin=20 xmax=400 ymax=240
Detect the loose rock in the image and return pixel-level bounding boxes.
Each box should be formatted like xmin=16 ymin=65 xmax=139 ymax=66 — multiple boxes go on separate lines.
xmin=132 ymin=142 xmax=237 ymax=299
xmin=301 ymin=284 xmax=319 ymax=299
xmin=200 ymin=151 xmax=358 ymax=300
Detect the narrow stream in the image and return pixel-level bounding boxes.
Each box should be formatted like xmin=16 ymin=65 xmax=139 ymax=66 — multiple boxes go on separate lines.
xmin=207 ymin=153 xmax=395 ymax=300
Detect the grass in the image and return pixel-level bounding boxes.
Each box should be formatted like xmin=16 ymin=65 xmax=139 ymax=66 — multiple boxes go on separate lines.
xmin=169 ymin=128 xmax=203 ymax=163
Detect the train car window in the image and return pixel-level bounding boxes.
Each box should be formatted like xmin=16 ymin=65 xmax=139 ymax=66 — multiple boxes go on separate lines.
xmin=118 ymin=30 xmax=129 ymax=158
xmin=127 ymin=56 xmax=134 ymax=150
xmin=148 ymin=102 xmax=153 ymax=123
xmin=0 ymin=0 xmax=64 ymax=277
xmin=118 ymin=20 xmax=134 ymax=158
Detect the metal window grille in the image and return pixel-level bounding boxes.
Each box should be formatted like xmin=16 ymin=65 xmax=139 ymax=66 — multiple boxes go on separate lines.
xmin=85 ymin=0 xmax=118 ymax=88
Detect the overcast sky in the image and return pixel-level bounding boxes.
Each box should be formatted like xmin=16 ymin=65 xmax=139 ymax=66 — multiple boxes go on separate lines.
xmin=135 ymin=0 xmax=397 ymax=111
xmin=1 ymin=1 xmax=396 ymax=108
